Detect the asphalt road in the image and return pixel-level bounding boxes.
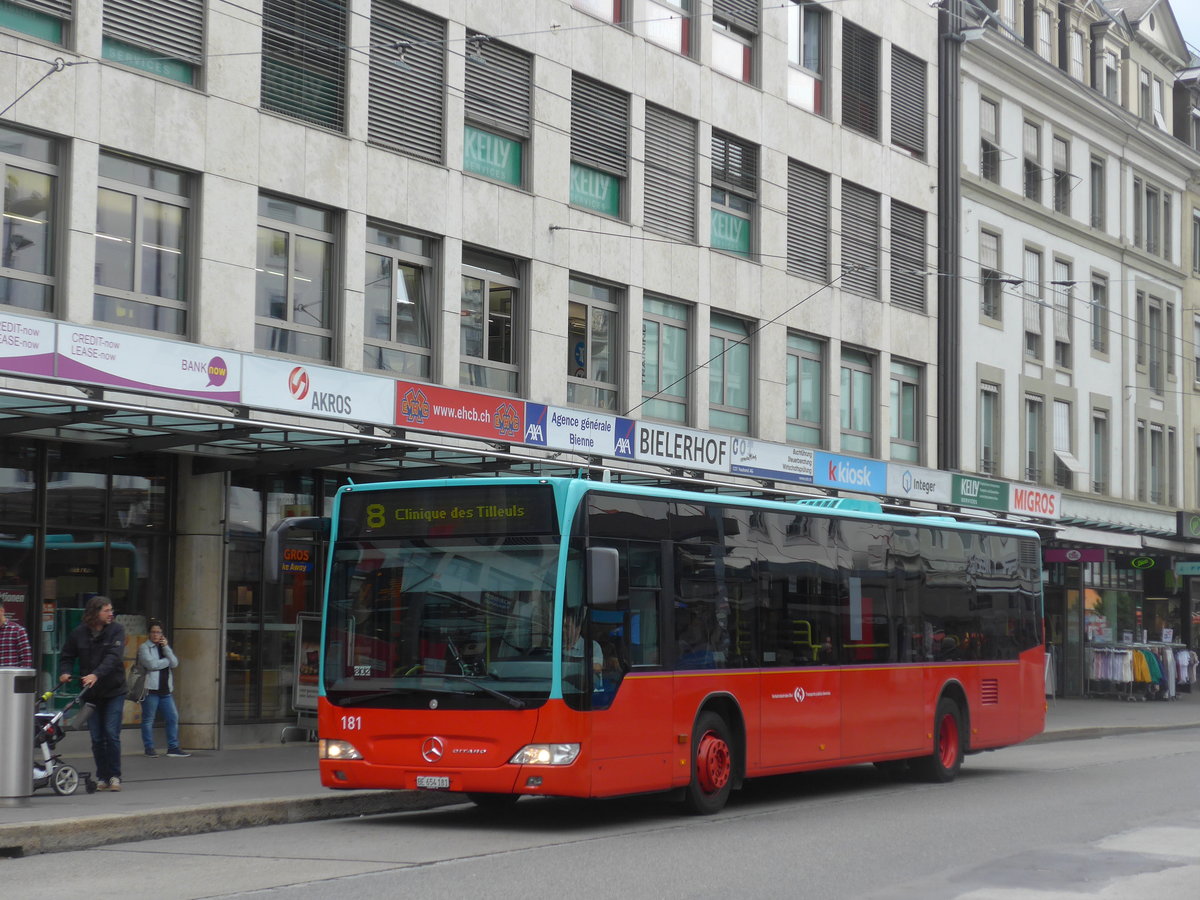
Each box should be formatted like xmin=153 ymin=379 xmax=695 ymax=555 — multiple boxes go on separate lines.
xmin=3 ymin=727 xmax=1198 ymax=899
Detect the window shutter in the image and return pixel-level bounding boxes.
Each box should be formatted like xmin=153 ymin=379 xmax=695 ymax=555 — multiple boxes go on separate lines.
xmin=841 ymin=22 xmax=879 ymax=138
xmin=713 ymin=0 xmax=758 ymax=32
xmin=464 ymin=32 xmax=532 ymax=138
xmin=644 ymin=103 xmax=697 ymax=242
xmin=261 ymin=0 xmax=348 ymax=131
xmin=103 ymin=0 xmax=203 ymax=62
xmin=980 ymin=231 xmax=999 ymax=269
xmin=1053 ymin=259 xmax=1071 ymax=345
xmin=841 ymin=181 xmax=880 ymax=298
xmin=890 ymin=46 xmax=925 ymax=157
xmin=787 ymin=160 xmax=829 ymax=282
xmin=369 ymin=2 xmax=445 ymax=163
xmin=1023 ymin=249 xmax=1042 ymax=335
xmin=15 ymin=0 xmax=72 ymax=18
xmin=711 ymin=130 xmax=756 ymax=194
xmin=890 ymin=200 xmax=926 ymax=312
xmin=571 ymin=74 xmax=629 ymax=176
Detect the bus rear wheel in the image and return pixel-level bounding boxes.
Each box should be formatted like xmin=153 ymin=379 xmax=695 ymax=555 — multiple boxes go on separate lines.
xmin=684 ymin=711 xmax=733 ymax=815
xmin=912 ymin=697 xmax=964 ymax=783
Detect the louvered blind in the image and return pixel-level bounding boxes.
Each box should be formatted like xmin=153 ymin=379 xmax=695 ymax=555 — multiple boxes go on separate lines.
xmin=14 ymin=0 xmax=71 ymax=17
xmin=711 ymin=130 xmax=756 ymax=194
xmin=980 ymin=231 xmax=999 ymax=269
xmin=787 ymin=160 xmax=829 ymax=282
xmin=841 ymin=181 xmax=880 ymax=298
xmin=713 ymin=0 xmax=758 ymax=33
xmin=571 ymin=74 xmax=628 ymax=176
xmin=369 ymin=1 xmax=445 ymax=163
xmin=644 ymin=103 xmax=697 ymax=242
xmin=1053 ymin=259 xmax=1071 ymax=344
xmin=890 ymin=200 xmax=926 ymax=312
xmin=103 ymin=0 xmax=203 ymax=62
xmin=841 ymin=22 xmax=879 ymax=138
xmin=261 ymin=0 xmax=348 ymax=131
xmin=464 ymin=32 xmax=532 ymax=138
xmin=890 ymin=46 xmax=925 ymax=157
xmin=980 ymin=98 xmax=997 ymax=140
xmin=1023 ymin=249 xmax=1041 ymax=334
xmin=1023 ymin=121 xmax=1039 ymax=158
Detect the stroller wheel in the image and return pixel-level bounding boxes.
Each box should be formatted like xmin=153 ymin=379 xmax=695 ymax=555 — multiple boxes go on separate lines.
xmin=51 ymin=765 xmax=80 ymax=796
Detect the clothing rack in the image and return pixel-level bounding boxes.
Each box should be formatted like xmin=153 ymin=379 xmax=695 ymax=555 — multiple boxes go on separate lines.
xmin=1084 ymin=642 xmax=1194 ymax=701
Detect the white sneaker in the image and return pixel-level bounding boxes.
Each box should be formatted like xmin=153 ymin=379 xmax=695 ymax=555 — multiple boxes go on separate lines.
xmin=108 ymin=777 xmax=121 ymax=791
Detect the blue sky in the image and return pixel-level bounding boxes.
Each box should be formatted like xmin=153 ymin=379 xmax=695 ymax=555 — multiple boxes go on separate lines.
xmin=1173 ymin=2 xmax=1200 ymax=60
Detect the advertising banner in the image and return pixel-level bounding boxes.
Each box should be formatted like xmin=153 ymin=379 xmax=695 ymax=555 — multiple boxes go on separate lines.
xmin=635 ymin=422 xmax=730 ymax=473
xmin=1009 ymin=484 xmax=1061 ymax=519
xmin=292 ymin=614 xmax=321 ymax=713
xmin=730 ymin=438 xmax=815 ymax=484
xmin=56 ymin=325 xmax=241 ymax=402
xmin=1045 ymin=548 xmax=1105 ymax=563
xmin=395 ymin=381 xmax=524 ymax=441
xmin=952 ymin=474 xmax=1009 ymax=512
xmin=523 ymin=403 xmax=635 ymax=459
xmin=812 ymin=452 xmax=887 ymax=493
xmin=887 ymin=465 xmax=953 ymax=504
xmin=241 ymin=356 xmax=394 ymax=425
xmin=0 ymin=311 xmax=55 ymax=376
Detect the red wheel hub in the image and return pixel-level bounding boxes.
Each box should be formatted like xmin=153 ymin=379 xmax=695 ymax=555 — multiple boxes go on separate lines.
xmin=937 ymin=714 xmax=959 ymax=770
xmin=695 ymin=730 xmax=731 ymax=793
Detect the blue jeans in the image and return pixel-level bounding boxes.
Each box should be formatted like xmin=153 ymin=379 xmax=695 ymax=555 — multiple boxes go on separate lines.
xmin=87 ymin=693 xmax=125 ymax=781
xmin=141 ymin=692 xmax=180 ymax=752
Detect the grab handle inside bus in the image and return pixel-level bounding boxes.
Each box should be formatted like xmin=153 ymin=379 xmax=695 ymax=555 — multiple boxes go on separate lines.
xmin=265 ymin=516 xmax=330 ymax=583
xmin=588 ymin=546 xmax=620 ymax=609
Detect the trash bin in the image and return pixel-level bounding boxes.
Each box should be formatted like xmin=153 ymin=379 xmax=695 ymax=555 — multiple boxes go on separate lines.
xmin=0 ymin=667 xmax=36 ymax=807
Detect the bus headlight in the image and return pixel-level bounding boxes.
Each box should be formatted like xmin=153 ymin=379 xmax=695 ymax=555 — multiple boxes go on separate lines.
xmin=319 ymin=739 xmax=363 ymax=760
xmin=509 ymin=743 xmax=580 ymax=765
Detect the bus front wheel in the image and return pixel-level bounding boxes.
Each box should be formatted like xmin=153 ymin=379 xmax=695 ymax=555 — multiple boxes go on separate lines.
xmin=683 ymin=711 xmax=733 ymax=815
xmin=913 ymin=697 xmax=964 ymax=783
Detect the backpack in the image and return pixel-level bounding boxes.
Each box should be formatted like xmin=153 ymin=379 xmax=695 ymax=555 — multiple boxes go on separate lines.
xmin=126 ymin=657 xmax=148 ymax=702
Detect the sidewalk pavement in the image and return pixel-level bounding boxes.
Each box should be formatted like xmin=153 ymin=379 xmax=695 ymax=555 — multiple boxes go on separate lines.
xmin=2 ymin=692 xmax=1198 ymax=858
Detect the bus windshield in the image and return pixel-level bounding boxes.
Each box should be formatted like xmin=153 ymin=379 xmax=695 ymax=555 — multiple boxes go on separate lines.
xmin=323 ymin=485 xmax=562 ymax=709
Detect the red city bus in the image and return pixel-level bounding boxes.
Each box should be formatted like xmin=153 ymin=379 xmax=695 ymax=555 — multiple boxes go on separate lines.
xmin=304 ymin=477 xmax=1044 ymax=814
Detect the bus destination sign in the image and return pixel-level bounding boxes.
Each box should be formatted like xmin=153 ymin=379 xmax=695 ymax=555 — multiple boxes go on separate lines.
xmin=338 ymin=486 xmax=557 ymax=540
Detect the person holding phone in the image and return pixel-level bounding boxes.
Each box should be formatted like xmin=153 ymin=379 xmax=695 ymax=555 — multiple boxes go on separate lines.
xmin=138 ymin=619 xmax=191 ymax=758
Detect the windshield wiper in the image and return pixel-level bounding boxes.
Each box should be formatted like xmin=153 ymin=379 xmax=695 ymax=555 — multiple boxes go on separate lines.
xmin=440 ymin=674 xmax=526 ymax=709
xmin=337 ymin=688 xmax=418 ymax=706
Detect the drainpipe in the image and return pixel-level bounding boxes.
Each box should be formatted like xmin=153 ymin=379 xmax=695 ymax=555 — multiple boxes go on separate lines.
xmin=937 ymin=0 xmax=963 ymax=471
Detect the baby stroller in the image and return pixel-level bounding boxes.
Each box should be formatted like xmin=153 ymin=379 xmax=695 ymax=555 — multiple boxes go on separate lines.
xmin=33 ymin=688 xmax=98 ymax=796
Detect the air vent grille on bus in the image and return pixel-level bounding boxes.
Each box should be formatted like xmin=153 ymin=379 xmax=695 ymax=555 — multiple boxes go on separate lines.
xmin=1018 ymin=539 xmax=1040 ymax=567
xmin=794 ymin=497 xmax=882 ymax=514
xmin=981 ymin=679 xmax=1000 ymax=706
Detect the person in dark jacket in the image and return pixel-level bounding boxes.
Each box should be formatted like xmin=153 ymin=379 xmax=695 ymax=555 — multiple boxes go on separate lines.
xmin=59 ymin=595 xmax=127 ymax=791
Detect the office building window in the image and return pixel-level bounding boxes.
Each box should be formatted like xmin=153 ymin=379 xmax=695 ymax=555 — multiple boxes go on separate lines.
xmin=980 ymin=230 xmax=1002 ymax=320
xmin=710 ymin=130 xmax=756 ymax=257
xmin=94 ymin=152 xmax=191 ymax=336
xmin=255 ymin=196 xmax=334 ymax=360
xmin=980 ymin=98 xmax=1000 ymax=182
xmin=889 ymin=360 xmax=920 ymax=463
xmin=1024 ymin=394 xmax=1044 ymax=483
xmin=1169 ymin=427 xmax=1178 ymax=507
xmin=786 ymin=333 xmax=823 ymax=446
xmin=570 ymin=74 xmax=629 ymax=219
xmin=1052 ymin=399 xmax=1083 ymax=490
xmin=1090 ymin=156 xmax=1105 ymax=229
xmin=644 ymin=104 xmax=697 ymax=242
xmin=841 ymin=180 xmax=880 ymax=298
xmin=1133 ymin=177 xmax=1144 ymax=247
xmin=1091 ymin=410 xmax=1107 ymax=494
xmin=890 ymin=46 xmax=926 ymax=158
xmin=841 ymin=21 xmax=879 ymax=139
xmin=1090 ymin=275 xmax=1108 ymax=353
xmin=979 ymin=382 xmax=999 ymax=475
xmin=460 ymin=248 xmax=521 ymax=394
xmin=1068 ymin=30 xmax=1083 ymax=80
xmin=646 ymin=0 xmax=693 ymax=56
xmin=787 ymin=1 xmax=826 ymax=114
xmin=1149 ymin=424 xmax=1164 ymax=504
xmin=1023 ymin=121 xmax=1041 ymax=202
xmin=572 ymin=0 xmax=622 ymax=22
xmin=567 ymin=277 xmax=620 ymax=412
xmin=890 ymin=200 xmax=926 ymax=312
xmin=0 ymin=0 xmax=70 ymax=43
xmin=642 ymin=296 xmax=690 ymax=423
xmin=368 ymin=1 xmax=446 ymax=164
xmin=787 ymin=160 xmax=829 ymax=281
xmin=1147 ymin=296 xmax=1164 ymax=393
xmin=1100 ymin=49 xmax=1118 ymax=102
xmin=1036 ymin=8 xmax=1051 ymax=61
xmin=463 ymin=33 xmax=531 ymax=187
xmin=1194 ymin=212 xmax=1200 ymax=273
xmin=1052 ymin=136 xmax=1070 ymax=214
xmin=712 ymin=0 xmax=757 ymax=84
xmin=102 ymin=0 xmax=203 ymax=85
xmin=1136 ymin=420 xmax=1146 ymax=501
xmin=0 ymin=123 xmax=57 ymax=314
xmin=840 ymin=348 xmax=874 ymax=455
xmin=1051 ymin=258 xmax=1072 ymax=370
xmin=1145 ymin=184 xmax=1161 ymax=255
xmin=363 ymin=223 xmax=435 ymax=379
xmin=1023 ymin=247 xmax=1042 ymax=359
xmin=261 ymin=0 xmax=348 ymax=131
xmin=708 ymin=312 xmax=751 ymax=433
xmin=1139 ymin=69 xmax=1152 ymax=121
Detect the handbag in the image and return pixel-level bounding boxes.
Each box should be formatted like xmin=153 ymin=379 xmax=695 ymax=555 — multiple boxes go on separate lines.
xmin=126 ymin=656 xmax=148 ymax=702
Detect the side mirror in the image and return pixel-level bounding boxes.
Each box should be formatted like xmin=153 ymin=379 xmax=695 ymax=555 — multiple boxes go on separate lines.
xmin=587 ymin=546 xmax=620 ymax=609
